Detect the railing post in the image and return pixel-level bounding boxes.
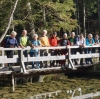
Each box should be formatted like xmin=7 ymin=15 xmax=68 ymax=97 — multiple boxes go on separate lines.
xmin=2 ymin=49 xmax=4 ymax=67
xmin=19 ymin=49 xmax=27 ymax=73
xmin=68 ymin=47 xmax=76 ymax=70
xmin=12 ymin=73 xmax=15 ymax=92
xmin=68 ymin=48 xmax=71 ymax=68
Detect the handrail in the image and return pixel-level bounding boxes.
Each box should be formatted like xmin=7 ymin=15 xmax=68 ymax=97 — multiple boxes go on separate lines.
xmin=0 ymin=44 xmax=100 ymax=50
xmin=0 ymin=45 xmax=100 ymax=73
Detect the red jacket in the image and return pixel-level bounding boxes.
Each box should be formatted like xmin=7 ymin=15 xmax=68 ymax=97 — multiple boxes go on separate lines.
xmin=49 ymin=37 xmax=58 ymax=46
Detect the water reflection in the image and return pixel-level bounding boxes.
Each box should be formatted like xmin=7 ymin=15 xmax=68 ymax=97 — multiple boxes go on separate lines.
xmin=29 ymin=87 xmax=100 ymax=99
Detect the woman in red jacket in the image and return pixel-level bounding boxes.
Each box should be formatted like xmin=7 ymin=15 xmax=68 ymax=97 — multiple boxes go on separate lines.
xmin=49 ymin=32 xmax=59 ymax=67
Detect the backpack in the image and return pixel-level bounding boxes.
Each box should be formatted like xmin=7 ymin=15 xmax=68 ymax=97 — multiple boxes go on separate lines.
xmin=1 ymin=39 xmax=5 ymax=47
xmin=1 ymin=36 xmax=10 ymax=47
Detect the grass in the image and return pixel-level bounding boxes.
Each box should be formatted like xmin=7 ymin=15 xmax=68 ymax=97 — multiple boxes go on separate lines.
xmin=0 ymin=74 xmax=100 ymax=99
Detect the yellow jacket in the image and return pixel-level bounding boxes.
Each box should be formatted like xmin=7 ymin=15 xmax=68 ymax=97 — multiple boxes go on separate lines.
xmin=39 ymin=36 xmax=50 ymax=47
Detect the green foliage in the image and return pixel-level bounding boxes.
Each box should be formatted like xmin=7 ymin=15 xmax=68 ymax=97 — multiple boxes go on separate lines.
xmin=85 ymin=0 xmax=97 ymax=16
xmin=0 ymin=0 xmax=14 ymax=33
xmin=0 ymin=0 xmax=98 ymax=35
xmin=0 ymin=0 xmax=78 ymax=35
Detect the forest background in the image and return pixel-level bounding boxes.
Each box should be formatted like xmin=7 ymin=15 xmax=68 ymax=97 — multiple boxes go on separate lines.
xmin=0 ymin=0 xmax=98 ymax=40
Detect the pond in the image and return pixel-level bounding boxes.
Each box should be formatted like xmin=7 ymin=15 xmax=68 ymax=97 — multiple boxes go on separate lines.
xmin=0 ymin=74 xmax=100 ymax=99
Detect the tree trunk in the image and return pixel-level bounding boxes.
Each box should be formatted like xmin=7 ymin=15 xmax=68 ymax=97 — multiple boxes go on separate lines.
xmin=0 ymin=0 xmax=19 ymax=43
xmin=29 ymin=20 xmax=35 ymax=36
xmin=83 ymin=0 xmax=86 ymax=38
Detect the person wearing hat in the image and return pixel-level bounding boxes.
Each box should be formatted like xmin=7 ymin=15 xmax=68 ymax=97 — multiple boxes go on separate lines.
xmin=49 ymin=32 xmax=59 ymax=67
xmin=58 ymin=33 xmax=70 ymax=67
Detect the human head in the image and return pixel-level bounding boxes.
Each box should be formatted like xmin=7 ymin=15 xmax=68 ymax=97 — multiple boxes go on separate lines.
xmin=63 ymin=33 xmax=67 ymax=39
xmin=79 ymin=33 xmax=84 ymax=39
xmin=88 ymin=33 xmax=93 ymax=39
xmin=32 ymin=34 xmax=38 ymax=40
xmin=22 ymin=30 xmax=27 ymax=36
xmin=95 ymin=35 xmax=99 ymax=40
xmin=71 ymin=32 xmax=75 ymax=38
xmin=52 ymin=32 xmax=57 ymax=38
xmin=10 ymin=31 xmax=17 ymax=38
xmin=42 ymin=30 xmax=47 ymax=36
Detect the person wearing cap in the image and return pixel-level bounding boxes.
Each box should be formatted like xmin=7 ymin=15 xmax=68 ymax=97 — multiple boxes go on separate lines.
xmin=29 ymin=34 xmax=41 ymax=69
xmin=58 ymin=33 xmax=70 ymax=67
xmin=49 ymin=32 xmax=58 ymax=67
xmin=76 ymin=34 xmax=85 ymax=65
xmin=39 ymin=30 xmax=50 ymax=68
xmin=4 ymin=31 xmax=20 ymax=70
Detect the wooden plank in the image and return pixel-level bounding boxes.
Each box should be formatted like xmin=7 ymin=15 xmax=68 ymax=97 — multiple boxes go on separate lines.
xmin=0 ymin=57 xmax=18 ymax=63
xmin=23 ymin=55 xmax=66 ymax=62
xmin=0 ymin=45 xmax=100 ymax=51
xmin=70 ymin=53 xmax=100 ymax=59
xmin=26 ymin=67 xmax=62 ymax=73
xmin=0 ymin=56 xmax=66 ymax=63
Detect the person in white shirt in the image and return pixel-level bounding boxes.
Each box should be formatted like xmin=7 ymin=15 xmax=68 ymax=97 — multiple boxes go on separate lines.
xmin=76 ymin=34 xmax=85 ymax=65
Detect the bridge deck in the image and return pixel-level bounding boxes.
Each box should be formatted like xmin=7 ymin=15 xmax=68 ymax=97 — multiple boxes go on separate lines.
xmin=0 ymin=62 xmax=97 ymax=76
xmin=0 ymin=45 xmax=99 ymax=76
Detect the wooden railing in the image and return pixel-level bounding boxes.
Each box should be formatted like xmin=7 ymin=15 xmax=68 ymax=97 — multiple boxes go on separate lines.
xmin=0 ymin=45 xmax=100 ymax=74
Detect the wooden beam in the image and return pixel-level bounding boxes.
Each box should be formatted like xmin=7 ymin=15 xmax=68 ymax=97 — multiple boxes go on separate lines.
xmin=70 ymin=53 xmax=100 ymax=59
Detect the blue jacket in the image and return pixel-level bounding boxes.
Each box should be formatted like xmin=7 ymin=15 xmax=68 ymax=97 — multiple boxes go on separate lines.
xmin=4 ymin=36 xmax=18 ymax=48
xmin=86 ymin=38 xmax=94 ymax=46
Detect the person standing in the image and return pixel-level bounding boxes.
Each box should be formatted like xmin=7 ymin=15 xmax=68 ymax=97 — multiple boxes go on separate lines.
xmin=85 ymin=34 xmax=94 ymax=64
xmin=4 ymin=31 xmax=19 ymax=70
xmin=76 ymin=34 xmax=85 ymax=65
xmin=19 ymin=30 xmax=30 ymax=69
xmin=93 ymin=35 xmax=100 ymax=53
xmin=39 ymin=30 xmax=50 ymax=68
xmin=49 ymin=32 xmax=58 ymax=67
xmin=29 ymin=34 xmax=41 ymax=69
xmin=68 ymin=32 xmax=78 ymax=65
xmin=59 ymin=33 xmax=70 ymax=67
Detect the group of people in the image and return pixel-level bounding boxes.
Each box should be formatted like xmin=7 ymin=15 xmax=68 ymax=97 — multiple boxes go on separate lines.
xmin=3 ymin=29 xmax=100 ymax=70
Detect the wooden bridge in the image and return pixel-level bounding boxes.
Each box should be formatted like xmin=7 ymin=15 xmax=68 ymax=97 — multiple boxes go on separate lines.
xmin=0 ymin=45 xmax=100 ymax=91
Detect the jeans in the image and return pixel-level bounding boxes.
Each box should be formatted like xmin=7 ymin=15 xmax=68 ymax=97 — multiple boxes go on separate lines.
xmin=85 ymin=48 xmax=93 ymax=64
xmin=50 ymin=50 xmax=59 ymax=66
xmin=29 ymin=52 xmax=39 ymax=69
xmin=40 ymin=50 xmax=48 ymax=68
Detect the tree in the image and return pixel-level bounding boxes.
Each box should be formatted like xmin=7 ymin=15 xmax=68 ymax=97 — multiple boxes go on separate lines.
xmin=0 ymin=0 xmax=19 ymax=43
xmin=0 ymin=0 xmax=78 ymax=39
